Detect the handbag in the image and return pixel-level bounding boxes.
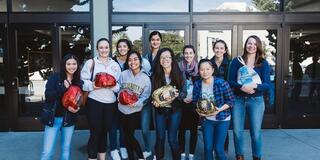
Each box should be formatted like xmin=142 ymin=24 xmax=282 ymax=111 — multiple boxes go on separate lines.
xmin=39 ymin=101 xmax=57 ymax=127
xmin=82 ymin=58 xmax=95 ymax=106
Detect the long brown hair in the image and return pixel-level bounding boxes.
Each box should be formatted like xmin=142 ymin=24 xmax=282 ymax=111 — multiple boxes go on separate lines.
xmin=152 ymin=48 xmax=184 ymax=92
xmin=242 ymin=35 xmax=265 ymax=66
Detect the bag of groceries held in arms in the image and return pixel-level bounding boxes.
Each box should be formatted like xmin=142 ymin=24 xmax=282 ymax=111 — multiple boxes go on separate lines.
xmin=152 ymin=85 xmax=178 ymax=108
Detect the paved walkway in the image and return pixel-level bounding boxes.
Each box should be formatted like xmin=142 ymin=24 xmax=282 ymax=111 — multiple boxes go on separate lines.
xmin=0 ymin=129 xmax=320 ymax=160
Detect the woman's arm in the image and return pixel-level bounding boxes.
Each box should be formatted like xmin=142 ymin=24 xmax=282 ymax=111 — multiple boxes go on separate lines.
xmin=80 ymin=59 xmax=94 ymax=92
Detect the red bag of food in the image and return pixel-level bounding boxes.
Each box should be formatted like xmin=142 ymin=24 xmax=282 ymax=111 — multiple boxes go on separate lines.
xmin=118 ymin=89 xmax=138 ymax=106
xmin=95 ymin=72 xmax=116 ymax=88
xmin=62 ymin=85 xmax=82 ymax=110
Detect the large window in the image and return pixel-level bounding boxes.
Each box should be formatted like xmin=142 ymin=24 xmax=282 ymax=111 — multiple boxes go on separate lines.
xmin=16 ymin=28 xmax=53 ymax=117
xmin=113 ymin=0 xmax=188 ymax=12
xmin=12 ymin=0 xmax=90 ymax=12
xmin=285 ymin=0 xmax=320 ymax=12
xmin=0 ymin=24 xmax=5 ymax=116
xmin=193 ymin=0 xmax=280 ymax=12
xmin=197 ymin=30 xmax=232 ymax=60
xmin=0 ymin=0 xmax=6 ymax=12
xmin=287 ymin=26 xmax=320 ymax=116
xmin=61 ymin=25 xmax=91 ymax=64
xmin=150 ymin=30 xmax=185 ymax=58
xmin=112 ymin=26 xmax=143 ymax=55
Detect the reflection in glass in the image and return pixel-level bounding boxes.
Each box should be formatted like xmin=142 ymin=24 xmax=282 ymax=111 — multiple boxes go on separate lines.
xmin=243 ymin=30 xmax=277 ymax=111
xmin=112 ymin=26 xmax=143 ymax=55
xmin=17 ymin=29 xmax=52 ymax=117
xmin=0 ymin=24 xmax=5 ymax=116
xmin=193 ymin=0 xmax=280 ymax=12
xmin=0 ymin=0 xmax=6 ymax=12
xmin=197 ymin=30 xmax=232 ymax=60
xmin=288 ymin=27 xmax=320 ymax=115
xmin=113 ymin=0 xmax=188 ymax=12
xmin=285 ymin=0 xmax=320 ymax=12
xmin=149 ymin=30 xmax=185 ymax=58
xmin=12 ymin=0 xmax=90 ymax=12
xmin=61 ymin=25 xmax=91 ymax=65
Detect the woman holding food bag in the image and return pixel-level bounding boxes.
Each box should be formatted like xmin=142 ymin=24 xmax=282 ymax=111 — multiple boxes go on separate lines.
xmin=151 ymin=48 xmax=187 ymax=160
xmin=81 ymin=38 xmax=121 ymax=160
xmin=228 ymin=35 xmax=271 ymax=160
xmin=192 ymin=59 xmax=234 ymax=160
xmin=117 ymin=50 xmax=151 ymax=160
xmin=40 ymin=54 xmax=82 ymax=160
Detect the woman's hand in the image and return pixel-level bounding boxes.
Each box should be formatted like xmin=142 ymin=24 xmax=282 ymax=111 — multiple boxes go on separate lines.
xmin=68 ymin=106 xmax=80 ymax=113
xmin=128 ymin=102 xmax=136 ymax=108
xmin=64 ymin=80 xmax=71 ymax=88
xmin=183 ymin=97 xmax=192 ymax=103
xmin=152 ymin=100 xmax=160 ymax=107
xmin=92 ymin=81 xmax=102 ymax=90
xmin=240 ymin=85 xmax=255 ymax=94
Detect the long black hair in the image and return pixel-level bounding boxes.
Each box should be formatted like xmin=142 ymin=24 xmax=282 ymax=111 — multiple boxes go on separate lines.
xmin=60 ymin=54 xmax=81 ymax=85
xmin=152 ymin=48 xmax=184 ymax=92
xmin=116 ymin=39 xmax=132 ymax=54
xmin=149 ymin=31 xmax=162 ymax=42
xmin=123 ymin=50 xmax=143 ymax=70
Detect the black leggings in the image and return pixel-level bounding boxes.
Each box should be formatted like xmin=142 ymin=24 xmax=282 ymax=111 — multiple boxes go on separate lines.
xmin=86 ymin=98 xmax=117 ymax=159
xmin=178 ymin=103 xmax=199 ymax=154
xmin=120 ymin=112 xmax=144 ymax=160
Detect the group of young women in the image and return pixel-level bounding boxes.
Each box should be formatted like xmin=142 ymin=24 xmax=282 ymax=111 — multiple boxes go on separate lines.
xmin=39 ymin=30 xmax=270 ymax=160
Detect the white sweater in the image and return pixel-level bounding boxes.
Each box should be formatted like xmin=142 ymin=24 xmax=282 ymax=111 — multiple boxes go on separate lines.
xmin=81 ymin=57 xmax=121 ymax=103
xmin=118 ymin=69 xmax=151 ymax=115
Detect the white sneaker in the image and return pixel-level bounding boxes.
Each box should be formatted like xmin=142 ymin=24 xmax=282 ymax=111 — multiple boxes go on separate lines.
xmin=143 ymin=151 xmax=152 ymax=158
xmin=181 ymin=153 xmax=186 ymax=160
xmin=189 ymin=154 xmax=194 ymax=160
xmin=110 ymin=149 xmax=121 ymax=160
xmin=120 ymin=147 xmax=128 ymax=159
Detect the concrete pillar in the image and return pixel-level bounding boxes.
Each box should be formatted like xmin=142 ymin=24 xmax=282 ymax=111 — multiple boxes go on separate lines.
xmin=91 ymin=0 xmax=111 ymax=57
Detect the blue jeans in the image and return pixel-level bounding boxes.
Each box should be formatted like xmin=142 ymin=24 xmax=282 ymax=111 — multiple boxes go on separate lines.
xmin=154 ymin=108 xmax=182 ymax=159
xmin=232 ymin=96 xmax=265 ymax=158
xmin=109 ymin=109 xmax=125 ymax=150
xmin=202 ymin=119 xmax=230 ymax=160
xmin=141 ymin=102 xmax=152 ymax=152
xmin=41 ymin=117 xmax=75 ymax=160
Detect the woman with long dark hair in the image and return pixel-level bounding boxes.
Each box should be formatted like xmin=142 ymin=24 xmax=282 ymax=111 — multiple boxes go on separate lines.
xmin=40 ymin=54 xmax=82 ymax=160
xmin=152 ymin=48 xmax=186 ymax=160
xmin=81 ymin=38 xmax=121 ymax=160
xmin=193 ymin=59 xmax=234 ymax=160
xmin=141 ymin=30 xmax=163 ymax=158
xmin=178 ymin=45 xmax=199 ymax=160
xmin=228 ymin=35 xmax=271 ymax=160
xmin=210 ymin=39 xmax=232 ymax=152
xmin=118 ymin=51 xmax=151 ymax=160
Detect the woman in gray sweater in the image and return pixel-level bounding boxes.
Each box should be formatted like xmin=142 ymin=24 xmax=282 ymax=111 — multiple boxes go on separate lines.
xmin=118 ymin=50 xmax=151 ymax=160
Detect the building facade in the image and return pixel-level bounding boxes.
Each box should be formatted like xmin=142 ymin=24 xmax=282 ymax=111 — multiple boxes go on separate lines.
xmin=0 ymin=0 xmax=320 ymax=131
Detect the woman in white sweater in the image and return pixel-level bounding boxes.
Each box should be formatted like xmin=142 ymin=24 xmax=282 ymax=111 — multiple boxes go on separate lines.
xmin=81 ymin=38 xmax=121 ymax=160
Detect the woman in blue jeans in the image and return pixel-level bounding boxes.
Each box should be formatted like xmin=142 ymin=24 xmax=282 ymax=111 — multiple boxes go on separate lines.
xmin=152 ymin=48 xmax=187 ymax=160
xmin=228 ymin=35 xmax=271 ymax=160
xmin=40 ymin=54 xmax=82 ymax=160
xmin=193 ymin=59 xmax=234 ymax=160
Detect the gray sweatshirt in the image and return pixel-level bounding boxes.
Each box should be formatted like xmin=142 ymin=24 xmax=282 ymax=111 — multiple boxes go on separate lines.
xmin=118 ymin=69 xmax=151 ymax=115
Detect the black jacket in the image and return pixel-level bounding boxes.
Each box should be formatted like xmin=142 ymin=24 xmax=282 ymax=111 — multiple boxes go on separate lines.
xmin=41 ymin=72 xmax=81 ymax=127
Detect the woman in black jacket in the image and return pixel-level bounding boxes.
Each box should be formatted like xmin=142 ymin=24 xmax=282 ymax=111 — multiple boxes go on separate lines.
xmin=40 ymin=54 xmax=82 ymax=160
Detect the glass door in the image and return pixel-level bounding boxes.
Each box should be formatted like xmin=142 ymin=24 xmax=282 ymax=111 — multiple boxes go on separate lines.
xmin=0 ymin=23 xmax=7 ymax=131
xmin=283 ymin=25 xmax=320 ymax=128
xmin=9 ymin=24 xmax=54 ymax=130
xmin=240 ymin=25 xmax=281 ymax=128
